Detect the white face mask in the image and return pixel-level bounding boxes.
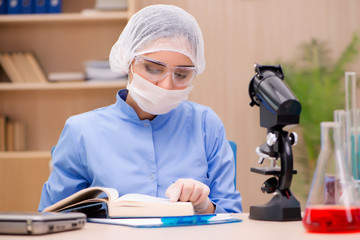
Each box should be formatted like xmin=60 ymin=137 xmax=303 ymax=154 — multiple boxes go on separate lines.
xmin=126 ymin=73 xmax=194 ymax=115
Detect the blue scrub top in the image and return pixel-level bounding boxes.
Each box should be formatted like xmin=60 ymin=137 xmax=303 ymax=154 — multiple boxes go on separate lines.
xmin=38 ymin=89 xmax=242 ymax=213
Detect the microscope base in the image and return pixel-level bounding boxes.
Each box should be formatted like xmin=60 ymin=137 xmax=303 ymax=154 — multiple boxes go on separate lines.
xmin=249 ymin=192 xmax=302 ymax=221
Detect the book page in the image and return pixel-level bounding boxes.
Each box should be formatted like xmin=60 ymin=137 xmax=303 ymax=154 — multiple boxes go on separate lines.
xmin=108 ymin=194 xmax=194 ymax=217
xmin=115 ymin=194 xmax=171 ymax=203
xmin=43 ymin=187 xmax=119 ymax=212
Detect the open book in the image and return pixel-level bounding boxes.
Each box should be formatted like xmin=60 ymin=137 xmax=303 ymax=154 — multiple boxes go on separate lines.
xmin=42 ymin=187 xmax=194 ymax=218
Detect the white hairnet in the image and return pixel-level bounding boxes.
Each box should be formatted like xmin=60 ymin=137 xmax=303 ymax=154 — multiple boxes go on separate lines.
xmin=109 ymin=4 xmax=205 ymax=75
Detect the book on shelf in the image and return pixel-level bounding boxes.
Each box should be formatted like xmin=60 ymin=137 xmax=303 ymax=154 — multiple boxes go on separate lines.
xmin=13 ymin=120 xmax=26 ymax=151
xmin=33 ymin=0 xmax=47 ymax=14
xmin=5 ymin=119 xmax=14 ymax=151
xmin=48 ymin=0 xmax=62 ymax=14
xmin=43 ymin=186 xmax=195 ymax=218
xmin=11 ymin=52 xmax=39 ymax=83
xmin=23 ymin=52 xmax=48 ymax=83
xmin=0 ymin=53 xmax=25 ymax=83
xmin=6 ymin=0 xmax=21 ymax=14
xmin=20 ymin=0 xmax=33 ymax=14
xmin=0 ymin=115 xmax=7 ymax=151
xmin=94 ymin=0 xmax=128 ymax=10
xmin=1 ymin=0 xmax=62 ymax=14
xmin=0 ymin=115 xmax=26 ymax=152
xmin=84 ymin=60 xmax=128 ymax=82
xmin=0 ymin=52 xmax=48 ymax=84
xmin=48 ymin=72 xmax=85 ymax=82
xmin=33 ymin=0 xmax=62 ymax=14
xmin=6 ymin=118 xmax=26 ymax=151
xmin=0 ymin=0 xmax=6 ymax=14
xmin=0 ymin=64 xmax=11 ymax=83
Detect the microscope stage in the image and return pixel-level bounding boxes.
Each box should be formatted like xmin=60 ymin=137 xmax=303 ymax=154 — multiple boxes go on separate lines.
xmin=251 ymin=167 xmax=297 ymax=176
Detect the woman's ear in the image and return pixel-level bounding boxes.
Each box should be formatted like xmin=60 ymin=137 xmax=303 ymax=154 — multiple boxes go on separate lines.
xmin=128 ymin=64 xmax=134 ymax=83
xmin=128 ymin=59 xmax=136 ymax=83
xmin=128 ymin=71 xmax=133 ymax=83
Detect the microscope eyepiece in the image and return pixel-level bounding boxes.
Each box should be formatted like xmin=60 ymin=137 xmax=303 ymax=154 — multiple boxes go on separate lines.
xmin=249 ymin=64 xmax=301 ymax=129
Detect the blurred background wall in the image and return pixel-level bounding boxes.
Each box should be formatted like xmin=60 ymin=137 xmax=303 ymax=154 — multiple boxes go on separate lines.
xmin=132 ymin=0 xmax=360 ymax=212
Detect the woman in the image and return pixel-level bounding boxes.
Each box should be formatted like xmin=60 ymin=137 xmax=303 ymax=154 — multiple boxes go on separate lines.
xmin=39 ymin=4 xmax=242 ymax=214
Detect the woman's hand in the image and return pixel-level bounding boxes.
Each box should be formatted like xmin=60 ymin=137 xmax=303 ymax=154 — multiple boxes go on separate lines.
xmin=165 ymin=178 xmax=214 ymax=214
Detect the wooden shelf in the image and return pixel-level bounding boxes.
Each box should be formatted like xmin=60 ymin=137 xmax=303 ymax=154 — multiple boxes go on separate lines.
xmin=0 ymin=11 xmax=130 ymax=24
xmin=0 ymin=81 xmax=127 ymax=91
xmin=0 ymin=151 xmax=51 ymax=160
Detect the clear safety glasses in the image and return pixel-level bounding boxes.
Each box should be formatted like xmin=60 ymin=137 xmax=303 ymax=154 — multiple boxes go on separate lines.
xmin=132 ymin=55 xmax=197 ymax=88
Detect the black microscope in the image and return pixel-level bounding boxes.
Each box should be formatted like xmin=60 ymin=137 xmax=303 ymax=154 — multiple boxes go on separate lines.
xmin=248 ymin=64 xmax=302 ymax=221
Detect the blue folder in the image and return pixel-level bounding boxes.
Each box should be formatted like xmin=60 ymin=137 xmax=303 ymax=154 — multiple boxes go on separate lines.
xmin=20 ymin=0 xmax=32 ymax=14
xmin=0 ymin=0 xmax=7 ymax=14
xmin=33 ymin=0 xmax=46 ymax=13
xmin=87 ymin=214 xmax=242 ymax=228
xmin=47 ymin=0 xmax=61 ymax=13
xmin=6 ymin=0 xmax=20 ymax=14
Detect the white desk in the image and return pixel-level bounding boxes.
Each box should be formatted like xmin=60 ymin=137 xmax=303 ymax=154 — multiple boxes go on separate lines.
xmin=1 ymin=213 xmax=360 ymax=240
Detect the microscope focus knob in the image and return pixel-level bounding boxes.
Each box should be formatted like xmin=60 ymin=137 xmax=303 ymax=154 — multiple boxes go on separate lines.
xmin=261 ymin=177 xmax=278 ymax=194
xmin=289 ymin=132 xmax=298 ymax=146
xmin=266 ymin=133 xmax=277 ymax=146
